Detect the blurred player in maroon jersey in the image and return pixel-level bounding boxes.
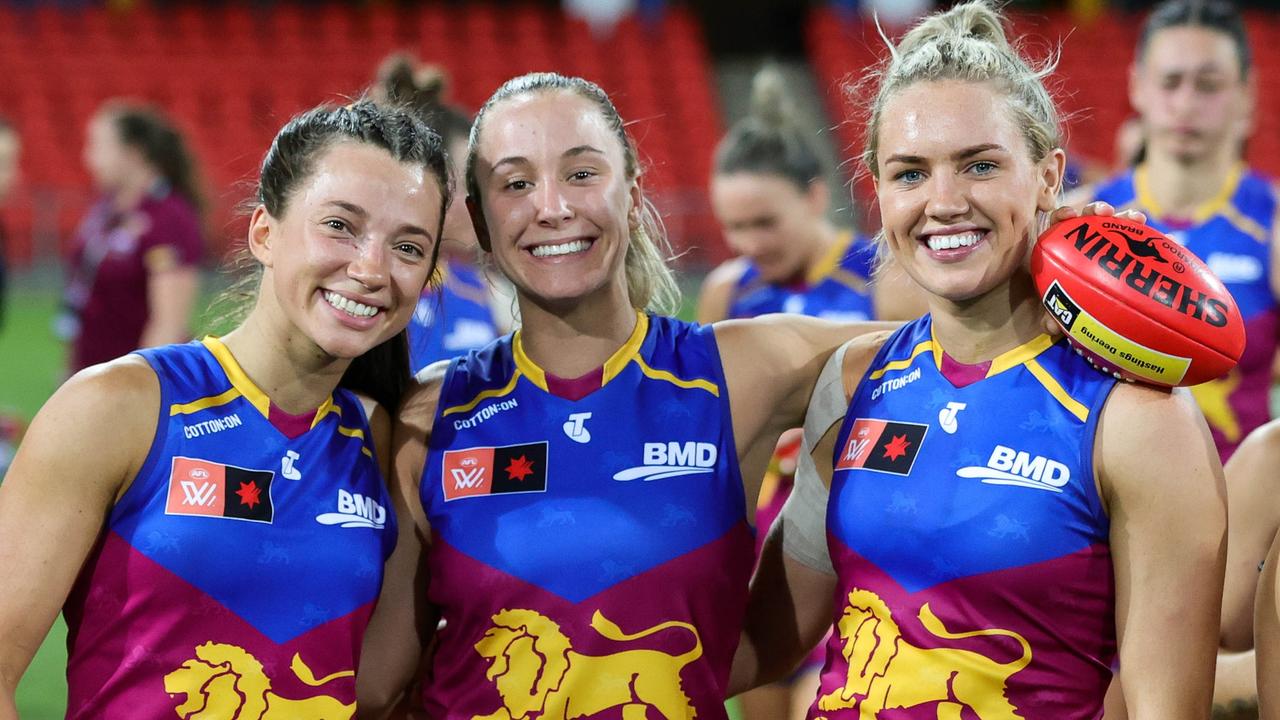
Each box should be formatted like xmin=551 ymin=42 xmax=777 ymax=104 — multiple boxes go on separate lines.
xmin=59 ymin=101 xmax=205 ymax=372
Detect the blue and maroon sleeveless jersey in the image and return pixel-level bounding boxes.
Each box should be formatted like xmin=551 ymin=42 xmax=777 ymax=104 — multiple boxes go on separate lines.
xmin=814 ymin=316 xmax=1118 ymax=719
xmin=419 ymin=313 xmax=753 ymax=719
xmin=63 ymin=337 xmax=394 ymax=719
xmin=407 ymin=260 xmax=499 ymax=375
xmin=1093 ymin=165 xmax=1276 ymax=460
xmin=727 ymin=232 xmax=877 ymax=323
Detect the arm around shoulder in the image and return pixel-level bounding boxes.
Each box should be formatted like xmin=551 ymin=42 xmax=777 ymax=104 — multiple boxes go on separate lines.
xmin=1099 ymin=384 xmax=1226 ymax=720
xmin=0 ymin=357 xmax=159 ymax=707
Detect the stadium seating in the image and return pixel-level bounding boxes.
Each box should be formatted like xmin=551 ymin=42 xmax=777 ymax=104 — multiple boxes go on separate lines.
xmin=0 ymin=2 xmax=724 ymax=266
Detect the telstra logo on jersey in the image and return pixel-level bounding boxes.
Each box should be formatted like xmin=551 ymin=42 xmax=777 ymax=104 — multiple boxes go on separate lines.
xmin=563 ymin=412 xmax=592 ymax=443
xmin=613 ymin=442 xmax=717 ymax=481
xmin=316 ymin=489 xmax=386 ymax=529
xmin=938 ymin=402 xmax=966 ymax=434
xmin=956 ymin=445 xmax=1070 ymax=492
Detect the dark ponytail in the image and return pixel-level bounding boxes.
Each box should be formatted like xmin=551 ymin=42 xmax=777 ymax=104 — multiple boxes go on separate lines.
xmin=104 ymin=102 xmax=207 ymax=222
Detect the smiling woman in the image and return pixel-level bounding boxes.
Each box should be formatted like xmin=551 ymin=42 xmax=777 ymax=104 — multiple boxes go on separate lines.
xmin=0 ymin=101 xmax=449 ymax=719
xmin=353 ymin=73 xmax=896 ymax=719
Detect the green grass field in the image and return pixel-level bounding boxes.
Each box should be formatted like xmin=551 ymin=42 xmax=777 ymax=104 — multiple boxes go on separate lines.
xmin=1 ymin=268 xmax=70 ymax=718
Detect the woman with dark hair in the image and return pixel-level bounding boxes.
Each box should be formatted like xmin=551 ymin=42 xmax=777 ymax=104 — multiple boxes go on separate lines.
xmin=0 ymin=100 xmax=450 ymax=718
xmin=373 ymin=54 xmax=507 ymax=375
xmin=59 ymin=101 xmax=206 ymax=372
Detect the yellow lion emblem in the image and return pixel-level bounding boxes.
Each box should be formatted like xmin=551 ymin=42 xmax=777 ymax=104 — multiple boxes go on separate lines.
xmin=815 ymin=588 xmax=1031 ymax=719
xmin=163 ymin=641 xmax=354 ymax=719
xmin=472 ymin=608 xmax=703 ymax=720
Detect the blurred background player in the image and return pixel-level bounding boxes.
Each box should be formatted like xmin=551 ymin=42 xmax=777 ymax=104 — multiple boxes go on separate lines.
xmin=696 ymin=63 xmax=924 ymax=720
xmin=0 ymin=119 xmax=21 ymax=482
xmin=58 ymin=101 xmax=206 ymax=374
xmin=0 ymin=118 xmax=19 ymax=334
xmin=1074 ymin=0 xmax=1279 ymax=464
xmin=373 ymin=54 xmax=510 ymax=376
xmin=0 ymin=100 xmax=449 ymax=719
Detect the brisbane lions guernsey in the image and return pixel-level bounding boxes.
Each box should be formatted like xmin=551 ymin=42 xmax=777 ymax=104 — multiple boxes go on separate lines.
xmin=728 ymin=232 xmax=876 ymax=323
xmin=1093 ymin=164 xmax=1276 ymax=460
xmin=420 ymin=313 xmax=753 ymax=719
xmin=63 ymin=337 xmax=394 ymax=719
xmin=408 ymin=260 xmax=500 ymax=375
xmin=814 ymin=316 xmax=1118 ymax=720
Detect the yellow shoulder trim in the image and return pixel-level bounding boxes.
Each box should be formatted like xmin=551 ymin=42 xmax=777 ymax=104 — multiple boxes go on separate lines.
xmin=1220 ymin=204 xmax=1270 ymax=244
xmin=169 ymin=387 xmax=241 ymax=416
xmin=441 ymin=371 xmax=523 ymax=417
xmin=602 ymin=312 xmax=649 ymax=384
xmin=202 ymin=337 xmax=270 ymax=417
xmin=310 ymin=396 xmax=340 ymax=429
xmin=1024 ymin=358 xmax=1089 ymax=422
xmin=986 ymin=334 xmax=1054 ymax=378
xmin=868 ymin=339 xmax=935 ymax=381
xmin=337 ymin=424 xmax=374 ymax=458
xmin=828 ymin=268 xmax=869 ymax=293
xmin=511 ymin=331 xmax=548 ymax=391
xmin=806 ymin=230 xmax=856 ymax=284
xmin=1136 ymin=162 xmax=1243 ymax=223
xmin=634 ymin=355 xmax=720 ymax=396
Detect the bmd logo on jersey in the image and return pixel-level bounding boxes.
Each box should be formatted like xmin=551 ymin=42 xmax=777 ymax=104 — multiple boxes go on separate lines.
xmin=164 ymin=456 xmax=274 ymax=523
xmin=834 ymin=419 xmax=927 ymax=476
xmin=316 ymin=489 xmax=386 ymax=529
xmin=442 ymin=442 xmax=548 ymax=501
xmin=612 ymin=442 xmax=718 ymax=481
xmin=956 ymin=445 xmax=1071 ymax=492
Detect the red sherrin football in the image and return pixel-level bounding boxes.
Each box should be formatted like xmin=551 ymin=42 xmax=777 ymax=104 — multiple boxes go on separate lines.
xmin=1030 ymin=216 xmax=1245 ymax=387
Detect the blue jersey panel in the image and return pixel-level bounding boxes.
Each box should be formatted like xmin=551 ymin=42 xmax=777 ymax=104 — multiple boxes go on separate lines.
xmin=113 ymin=339 xmax=396 ymax=643
xmin=407 ymin=261 xmax=499 ymax=374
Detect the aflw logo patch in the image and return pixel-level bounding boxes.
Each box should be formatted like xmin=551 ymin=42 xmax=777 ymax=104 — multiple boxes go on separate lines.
xmin=612 ymin=441 xmax=718 ymax=481
xmin=316 ymin=489 xmax=386 ymax=529
xmin=956 ymin=445 xmax=1071 ymax=492
xmin=835 ymin=419 xmax=927 ymax=476
xmin=442 ymin=442 xmax=548 ymax=501
xmin=164 ymin=456 xmax=274 ymax=523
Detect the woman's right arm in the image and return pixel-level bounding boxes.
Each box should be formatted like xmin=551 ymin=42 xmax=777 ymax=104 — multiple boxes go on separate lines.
xmin=0 ymin=358 xmax=157 ymax=717
xmin=356 ymin=373 xmax=443 ymax=719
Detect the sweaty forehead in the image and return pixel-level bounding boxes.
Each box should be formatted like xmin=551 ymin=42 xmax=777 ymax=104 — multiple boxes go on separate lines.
xmin=878 ymin=81 xmax=1023 ymax=159
xmin=477 ymin=91 xmax=620 ymax=166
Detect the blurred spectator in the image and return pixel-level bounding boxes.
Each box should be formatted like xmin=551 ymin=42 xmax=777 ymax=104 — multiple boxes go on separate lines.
xmin=0 ymin=119 xmax=19 ymax=333
xmin=58 ymin=101 xmax=205 ymax=373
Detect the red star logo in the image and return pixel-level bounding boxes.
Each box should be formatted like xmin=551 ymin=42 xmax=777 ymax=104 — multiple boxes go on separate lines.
xmin=505 ymin=455 xmax=535 ymax=482
xmin=882 ymin=434 xmax=911 ymax=462
xmin=235 ymin=480 xmax=261 ymax=509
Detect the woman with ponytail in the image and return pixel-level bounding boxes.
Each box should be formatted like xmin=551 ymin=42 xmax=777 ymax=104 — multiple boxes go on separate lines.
xmin=733 ymin=2 xmax=1225 ymax=717
xmin=61 ymin=101 xmax=208 ymax=372
xmin=700 ymin=64 xmax=924 ymax=720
